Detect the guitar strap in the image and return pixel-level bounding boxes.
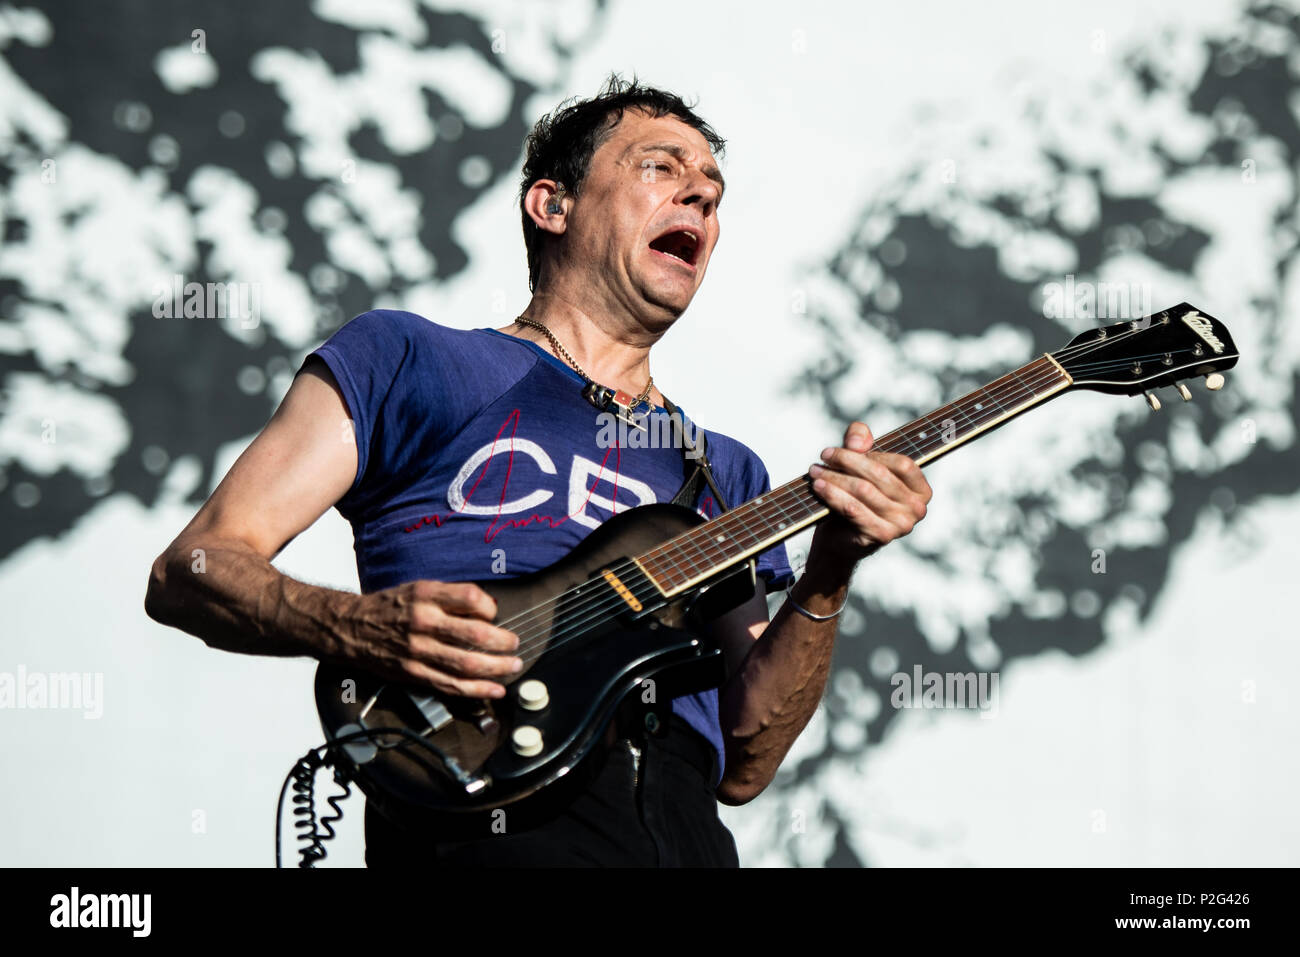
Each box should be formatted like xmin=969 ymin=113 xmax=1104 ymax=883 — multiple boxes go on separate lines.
xmin=661 ymin=396 xmax=730 ymax=514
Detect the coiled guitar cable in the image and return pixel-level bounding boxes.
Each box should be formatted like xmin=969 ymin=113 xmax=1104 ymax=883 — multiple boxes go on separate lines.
xmin=274 ymin=725 xmax=472 ymax=868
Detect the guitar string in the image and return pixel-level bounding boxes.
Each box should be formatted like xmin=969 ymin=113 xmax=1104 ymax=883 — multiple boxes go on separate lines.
xmin=1060 ymin=349 xmax=1203 ymax=372
xmin=498 ymin=337 xmax=1213 ymax=659
xmin=496 ymin=357 xmax=1079 ymax=657
xmin=509 ymin=319 xmax=1181 ymax=639
xmin=499 ymin=326 xmax=1203 ymax=654
xmin=502 ymin=345 xmax=1212 ymax=662
xmin=493 ymin=334 xmax=1206 ymax=661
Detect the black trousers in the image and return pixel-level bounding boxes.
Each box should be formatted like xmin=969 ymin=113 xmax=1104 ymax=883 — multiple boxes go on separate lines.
xmin=364 ymin=713 xmax=740 ymax=867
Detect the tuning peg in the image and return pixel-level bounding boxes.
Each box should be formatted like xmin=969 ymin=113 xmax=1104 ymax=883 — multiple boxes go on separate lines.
xmin=1145 ymin=391 xmax=1162 ymax=411
xmin=1176 ymin=383 xmax=1193 ymax=401
xmin=1205 ymin=373 xmax=1225 ymax=391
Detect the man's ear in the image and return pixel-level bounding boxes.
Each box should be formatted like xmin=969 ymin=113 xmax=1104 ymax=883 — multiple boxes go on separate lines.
xmin=523 ymin=179 xmax=568 ymax=236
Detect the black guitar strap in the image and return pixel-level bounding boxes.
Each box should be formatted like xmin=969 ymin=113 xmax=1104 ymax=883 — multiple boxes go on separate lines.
xmin=661 ymin=396 xmax=730 ymax=513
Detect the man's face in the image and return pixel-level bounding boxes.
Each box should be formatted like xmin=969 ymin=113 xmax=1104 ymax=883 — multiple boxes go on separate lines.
xmin=554 ymin=109 xmax=724 ymax=325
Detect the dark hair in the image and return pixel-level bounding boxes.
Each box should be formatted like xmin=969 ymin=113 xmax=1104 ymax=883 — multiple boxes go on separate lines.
xmin=518 ymin=73 xmax=726 ymax=291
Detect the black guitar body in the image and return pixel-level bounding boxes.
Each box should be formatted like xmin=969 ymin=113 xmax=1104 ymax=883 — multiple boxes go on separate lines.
xmin=314 ymin=503 xmax=755 ymax=836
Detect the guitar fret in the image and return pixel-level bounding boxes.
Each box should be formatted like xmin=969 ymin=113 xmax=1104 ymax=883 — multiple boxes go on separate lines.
xmin=979 ymin=385 xmax=1006 ymax=415
xmin=636 ymin=355 xmax=1072 ymax=596
xmin=680 ymin=530 xmax=715 ymax=581
xmin=770 ymin=495 xmax=795 ymax=532
xmin=1003 ymin=366 xmax=1041 ymax=404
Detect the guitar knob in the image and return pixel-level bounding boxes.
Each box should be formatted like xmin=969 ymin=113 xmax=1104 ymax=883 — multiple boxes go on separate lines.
xmin=1205 ymin=373 xmax=1225 ymax=391
xmin=1176 ymin=383 xmax=1193 ymax=401
xmin=511 ymin=725 xmax=543 ymax=757
xmin=1145 ymin=391 xmax=1161 ymax=411
xmin=517 ymin=679 xmax=549 ymax=711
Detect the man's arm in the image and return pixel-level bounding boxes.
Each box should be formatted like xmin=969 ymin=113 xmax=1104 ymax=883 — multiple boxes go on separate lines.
xmin=144 ymin=357 xmax=522 ymax=699
xmin=712 ymin=422 xmax=931 ymax=805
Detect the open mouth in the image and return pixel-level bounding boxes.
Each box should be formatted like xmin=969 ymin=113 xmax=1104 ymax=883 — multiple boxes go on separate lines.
xmin=648 ymin=228 xmax=701 ymax=268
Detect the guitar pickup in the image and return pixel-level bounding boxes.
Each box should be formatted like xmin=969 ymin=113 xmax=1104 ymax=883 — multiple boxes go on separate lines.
xmin=602 ymin=567 xmax=644 ymax=612
xmin=407 ymin=693 xmax=453 ymax=732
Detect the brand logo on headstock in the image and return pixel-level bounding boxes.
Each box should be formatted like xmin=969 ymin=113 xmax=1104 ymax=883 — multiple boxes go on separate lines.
xmin=1181 ymin=311 xmax=1225 ymax=354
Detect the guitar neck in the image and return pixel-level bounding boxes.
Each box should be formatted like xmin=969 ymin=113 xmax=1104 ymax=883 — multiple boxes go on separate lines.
xmin=636 ymin=354 xmax=1074 ymax=597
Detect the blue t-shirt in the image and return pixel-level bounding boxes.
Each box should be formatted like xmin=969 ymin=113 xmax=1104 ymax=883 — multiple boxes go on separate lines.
xmin=307 ymin=309 xmax=794 ymax=784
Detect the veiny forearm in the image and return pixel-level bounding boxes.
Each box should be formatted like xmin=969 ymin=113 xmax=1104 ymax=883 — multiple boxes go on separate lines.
xmin=144 ymin=539 xmax=360 ymax=661
xmin=716 ymin=542 xmax=858 ymax=804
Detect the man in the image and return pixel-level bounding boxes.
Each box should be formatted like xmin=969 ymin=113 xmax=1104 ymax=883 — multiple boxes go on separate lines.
xmin=144 ymin=75 xmax=932 ymax=867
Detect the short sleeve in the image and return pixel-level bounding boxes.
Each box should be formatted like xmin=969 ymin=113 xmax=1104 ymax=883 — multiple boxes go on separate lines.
xmin=301 ymin=309 xmax=446 ymax=520
xmin=305 ymin=311 xmax=404 ymax=495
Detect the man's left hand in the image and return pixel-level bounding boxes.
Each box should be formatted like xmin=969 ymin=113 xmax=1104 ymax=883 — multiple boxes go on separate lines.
xmin=807 ymin=421 xmax=932 ymax=565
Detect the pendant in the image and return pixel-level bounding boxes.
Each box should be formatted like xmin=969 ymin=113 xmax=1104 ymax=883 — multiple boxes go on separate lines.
xmin=609 ymin=389 xmax=650 ymax=431
xmin=583 ymin=382 xmax=649 ymax=431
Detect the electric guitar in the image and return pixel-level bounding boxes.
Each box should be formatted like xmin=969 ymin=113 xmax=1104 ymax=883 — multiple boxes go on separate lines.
xmin=314 ymin=302 xmax=1239 ymax=827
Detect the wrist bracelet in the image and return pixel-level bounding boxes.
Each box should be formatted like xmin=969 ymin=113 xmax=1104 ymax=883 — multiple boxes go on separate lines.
xmin=787 ymin=582 xmax=848 ymax=622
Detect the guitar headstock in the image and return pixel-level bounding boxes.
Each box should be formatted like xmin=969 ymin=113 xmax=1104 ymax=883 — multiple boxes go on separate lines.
xmin=1051 ymin=303 xmax=1239 ymax=408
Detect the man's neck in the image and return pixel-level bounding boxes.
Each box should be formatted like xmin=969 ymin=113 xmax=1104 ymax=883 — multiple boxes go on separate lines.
xmin=504 ymin=292 xmax=670 ymax=404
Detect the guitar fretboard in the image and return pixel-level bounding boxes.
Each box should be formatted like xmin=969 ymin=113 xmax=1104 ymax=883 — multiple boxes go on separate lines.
xmin=635 ymin=355 xmax=1072 ymax=596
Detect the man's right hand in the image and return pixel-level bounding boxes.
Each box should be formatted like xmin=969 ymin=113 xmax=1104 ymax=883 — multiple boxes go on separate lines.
xmin=341 ymin=580 xmax=522 ymax=699
xmin=145 ymin=358 xmax=522 ymax=697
